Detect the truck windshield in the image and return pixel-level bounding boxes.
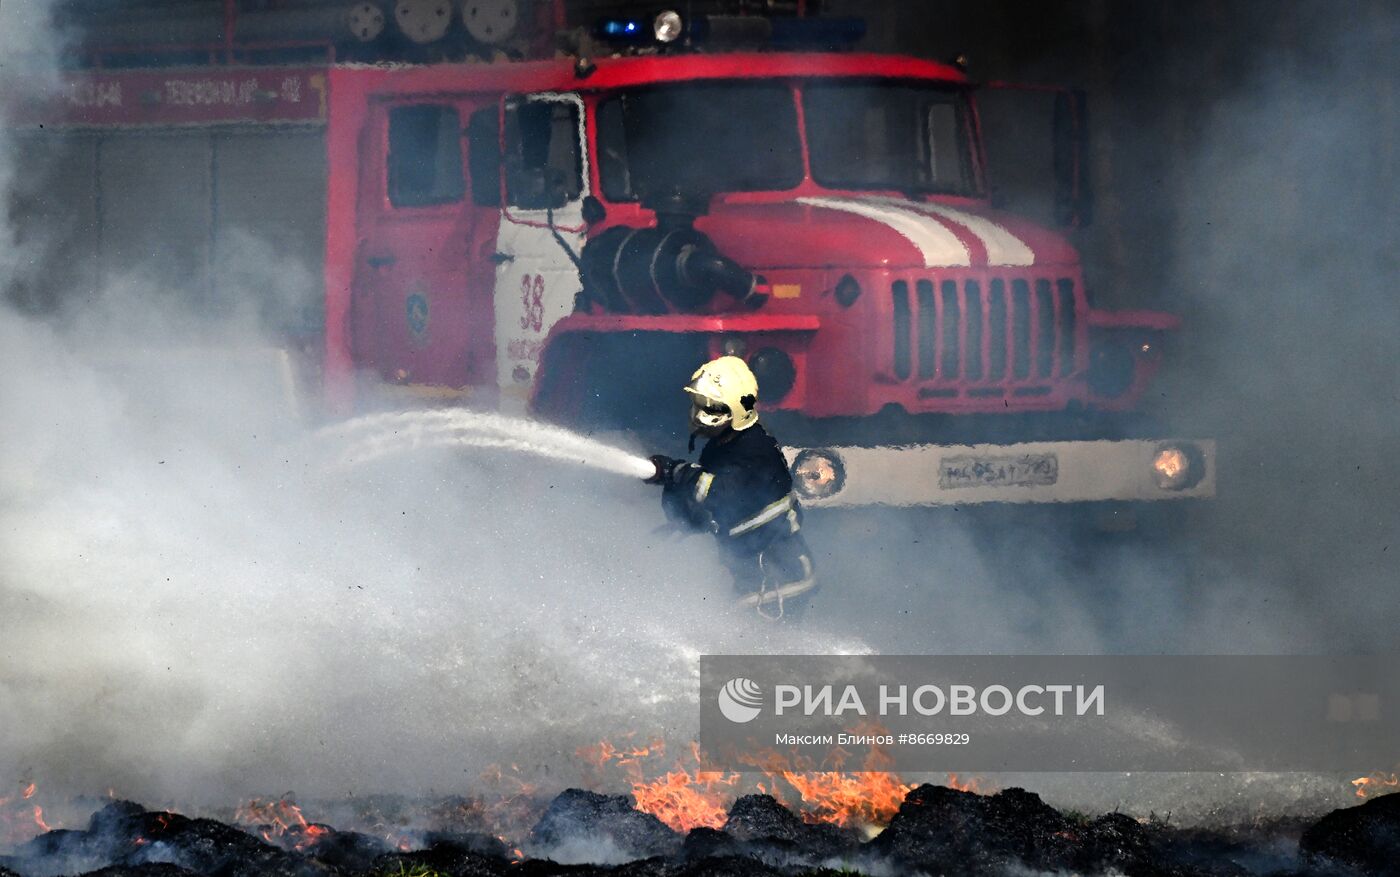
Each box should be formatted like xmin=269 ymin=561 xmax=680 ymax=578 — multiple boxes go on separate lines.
xmin=596 ymin=78 xmax=978 ymax=201
xmin=803 ymin=80 xmax=976 ymax=196
xmin=596 ymin=81 xmax=803 ymax=200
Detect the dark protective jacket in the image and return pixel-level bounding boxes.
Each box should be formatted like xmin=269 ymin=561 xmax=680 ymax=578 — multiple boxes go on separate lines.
xmin=661 ymin=423 xmax=816 ymax=612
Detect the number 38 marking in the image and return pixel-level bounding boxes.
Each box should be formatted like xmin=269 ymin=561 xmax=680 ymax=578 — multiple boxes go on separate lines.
xmin=520 ymin=274 xmax=544 ymax=332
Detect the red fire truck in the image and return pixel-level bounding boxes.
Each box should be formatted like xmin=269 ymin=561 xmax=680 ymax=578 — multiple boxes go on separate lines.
xmin=14 ymin=5 xmax=1212 ymax=510
xmin=322 ymin=14 xmax=1213 ymax=508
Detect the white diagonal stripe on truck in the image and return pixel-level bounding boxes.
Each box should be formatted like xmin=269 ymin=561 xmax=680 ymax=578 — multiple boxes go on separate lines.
xmin=797 ymin=196 xmax=971 ymax=267
xmin=867 ymin=197 xmax=1036 ymax=266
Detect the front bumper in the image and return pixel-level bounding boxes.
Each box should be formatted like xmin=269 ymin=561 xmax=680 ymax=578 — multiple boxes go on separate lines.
xmin=783 ymin=438 xmax=1215 ymax=507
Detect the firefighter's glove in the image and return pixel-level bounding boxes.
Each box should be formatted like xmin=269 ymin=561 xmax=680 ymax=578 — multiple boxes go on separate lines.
xmin=646 ymin=455 xmax=688 ymax=486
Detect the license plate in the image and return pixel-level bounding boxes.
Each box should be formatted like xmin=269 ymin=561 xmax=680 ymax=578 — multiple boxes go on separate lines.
xmin=939 ymin=453 xmax=1059 ymax=489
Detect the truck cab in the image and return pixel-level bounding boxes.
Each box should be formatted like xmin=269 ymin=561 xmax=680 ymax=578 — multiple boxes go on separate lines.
xmin=325 ymin=50 xmax=1213 ymax=508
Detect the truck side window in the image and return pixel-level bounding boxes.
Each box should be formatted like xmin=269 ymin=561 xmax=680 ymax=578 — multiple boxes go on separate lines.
xmin=595 ymin=98 xmax=632 ymax=201
xmin=504 ymin=97 xmax=583 ymax=209
xmin=387 ymin=104 xmax=465 ymax=208
xmin=466 ymin=105 xmax=501 ymax=207
xmin=925 ymin=102 xmax=965 ymax=189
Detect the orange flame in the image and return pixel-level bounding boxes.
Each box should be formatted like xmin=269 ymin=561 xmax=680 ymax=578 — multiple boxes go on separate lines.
xmin=770 ymin=746 xmax=925 ymax=829
xmin=574 ymin=736 xmax=665 ymax=789
xmin=1352 ymin=773 xmax=1400 ymax=798
xmin=493 ymin=834 xmax=526 ymax=863
xmin=235 ymin=798 xmax=334 ymax=851
xmin=474 ymin=764 xmax=541 ymax=838
xmin=580 ymin=739 xmax=737 ymax=832
xmin=780 ymin=769 xmax=913 ymax=828
xmin=236 ymin=798 xmax=310 ymax=834
xmin=576 ymin=738 xmax=663 ymax=767
xmin=630 ymin=767 xmax=740 ymax=832
xmin=583 ymin=737 xmax=987 ymax=834
xmin=297 ymin=824 xmax=331 ymax=849
xmin=1 ymin=782 xmax=62 ymax=846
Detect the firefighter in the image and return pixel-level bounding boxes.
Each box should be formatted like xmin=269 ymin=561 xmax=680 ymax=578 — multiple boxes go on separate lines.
xmin=646 ymin=356 xmax=817 ymax=618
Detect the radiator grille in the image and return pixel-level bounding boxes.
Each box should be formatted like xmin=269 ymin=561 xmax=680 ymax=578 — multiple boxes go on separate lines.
xmin=890 ymin=277 xmax=1078 ymax=385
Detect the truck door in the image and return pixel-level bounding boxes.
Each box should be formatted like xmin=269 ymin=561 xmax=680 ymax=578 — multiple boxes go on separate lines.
xmin=976 ymin=84 xmax=1092 ymax=228
xmin=351 ymin=97 xmax=500 ymax=392
xmin=483 ymin=92 xmax=588 ymax=411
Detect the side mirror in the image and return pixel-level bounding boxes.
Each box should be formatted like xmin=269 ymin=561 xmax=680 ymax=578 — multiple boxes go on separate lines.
xmin=980 ymin=82 xmax=1093 ymax=229
xmin=1052 ymin=89 xmax=1093 ymax=227
xmin=582 ymin=195 xmax=607 ymax=225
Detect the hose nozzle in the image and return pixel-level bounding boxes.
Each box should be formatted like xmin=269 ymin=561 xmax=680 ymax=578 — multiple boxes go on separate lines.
xmin=645 ymin=454 xmax=672 ymax=485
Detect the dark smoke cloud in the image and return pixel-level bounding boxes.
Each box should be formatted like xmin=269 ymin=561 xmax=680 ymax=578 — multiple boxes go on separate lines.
xmin=1158 ymin=2 xmax=1400 ymax=650
xmin=813 ymin=0 xmax=1400 ymax=653
xmin=810 ymin=0 xmax=1399 ymax=819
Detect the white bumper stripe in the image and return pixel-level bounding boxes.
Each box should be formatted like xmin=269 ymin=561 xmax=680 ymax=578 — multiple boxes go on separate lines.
xmin=783 ymin=439 xmax=1216 ymax=507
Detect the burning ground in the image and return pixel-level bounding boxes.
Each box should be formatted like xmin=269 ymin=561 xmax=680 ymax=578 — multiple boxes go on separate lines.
xmin=5 ymin=744 xmax=1400 ymax=877
xmin=4 ymin=778 xmax=1400 ymax=876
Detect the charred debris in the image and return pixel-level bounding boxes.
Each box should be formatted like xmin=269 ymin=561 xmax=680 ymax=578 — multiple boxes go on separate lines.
xmin=3 ymin=785 xmax=1399 ymax=877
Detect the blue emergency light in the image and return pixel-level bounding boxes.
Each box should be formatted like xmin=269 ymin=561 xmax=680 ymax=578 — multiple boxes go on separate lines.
xmin=593 ymin=10 xmax=861 ymax=50
xmin=595 ymin=17 xmax=649 ymax=41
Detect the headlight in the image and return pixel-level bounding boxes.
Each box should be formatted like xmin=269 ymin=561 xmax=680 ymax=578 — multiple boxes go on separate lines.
xmin=653 ymin=10 xmax=684 ymax=42
xmin=1087 ymin=339 xmax=1136 ymax=398
xmin=792 ymin=449 xmax=845 ymax=500
xmin=1153 ymin=447 xmax=1187 ymax=486
xmin=749 ymin=347 xmax=796 ymax=403
xmin=1151 ymin=442 xmax=1206 ymax=490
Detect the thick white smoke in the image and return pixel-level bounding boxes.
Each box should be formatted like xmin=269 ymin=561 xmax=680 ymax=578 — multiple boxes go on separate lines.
xmin=0 ymin=282 xmax=887 ymax=798
xmin=0 ymin=1 xmax=65 ymax=281
xmin=0 ymin=264 xmax=869 ymax=805
xmin=0 ymin=4 xmax=864 ymax=812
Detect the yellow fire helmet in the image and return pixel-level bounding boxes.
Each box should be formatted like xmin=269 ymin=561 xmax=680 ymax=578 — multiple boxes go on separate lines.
xmin=685 ymin=355 xmax=760 ymax=432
